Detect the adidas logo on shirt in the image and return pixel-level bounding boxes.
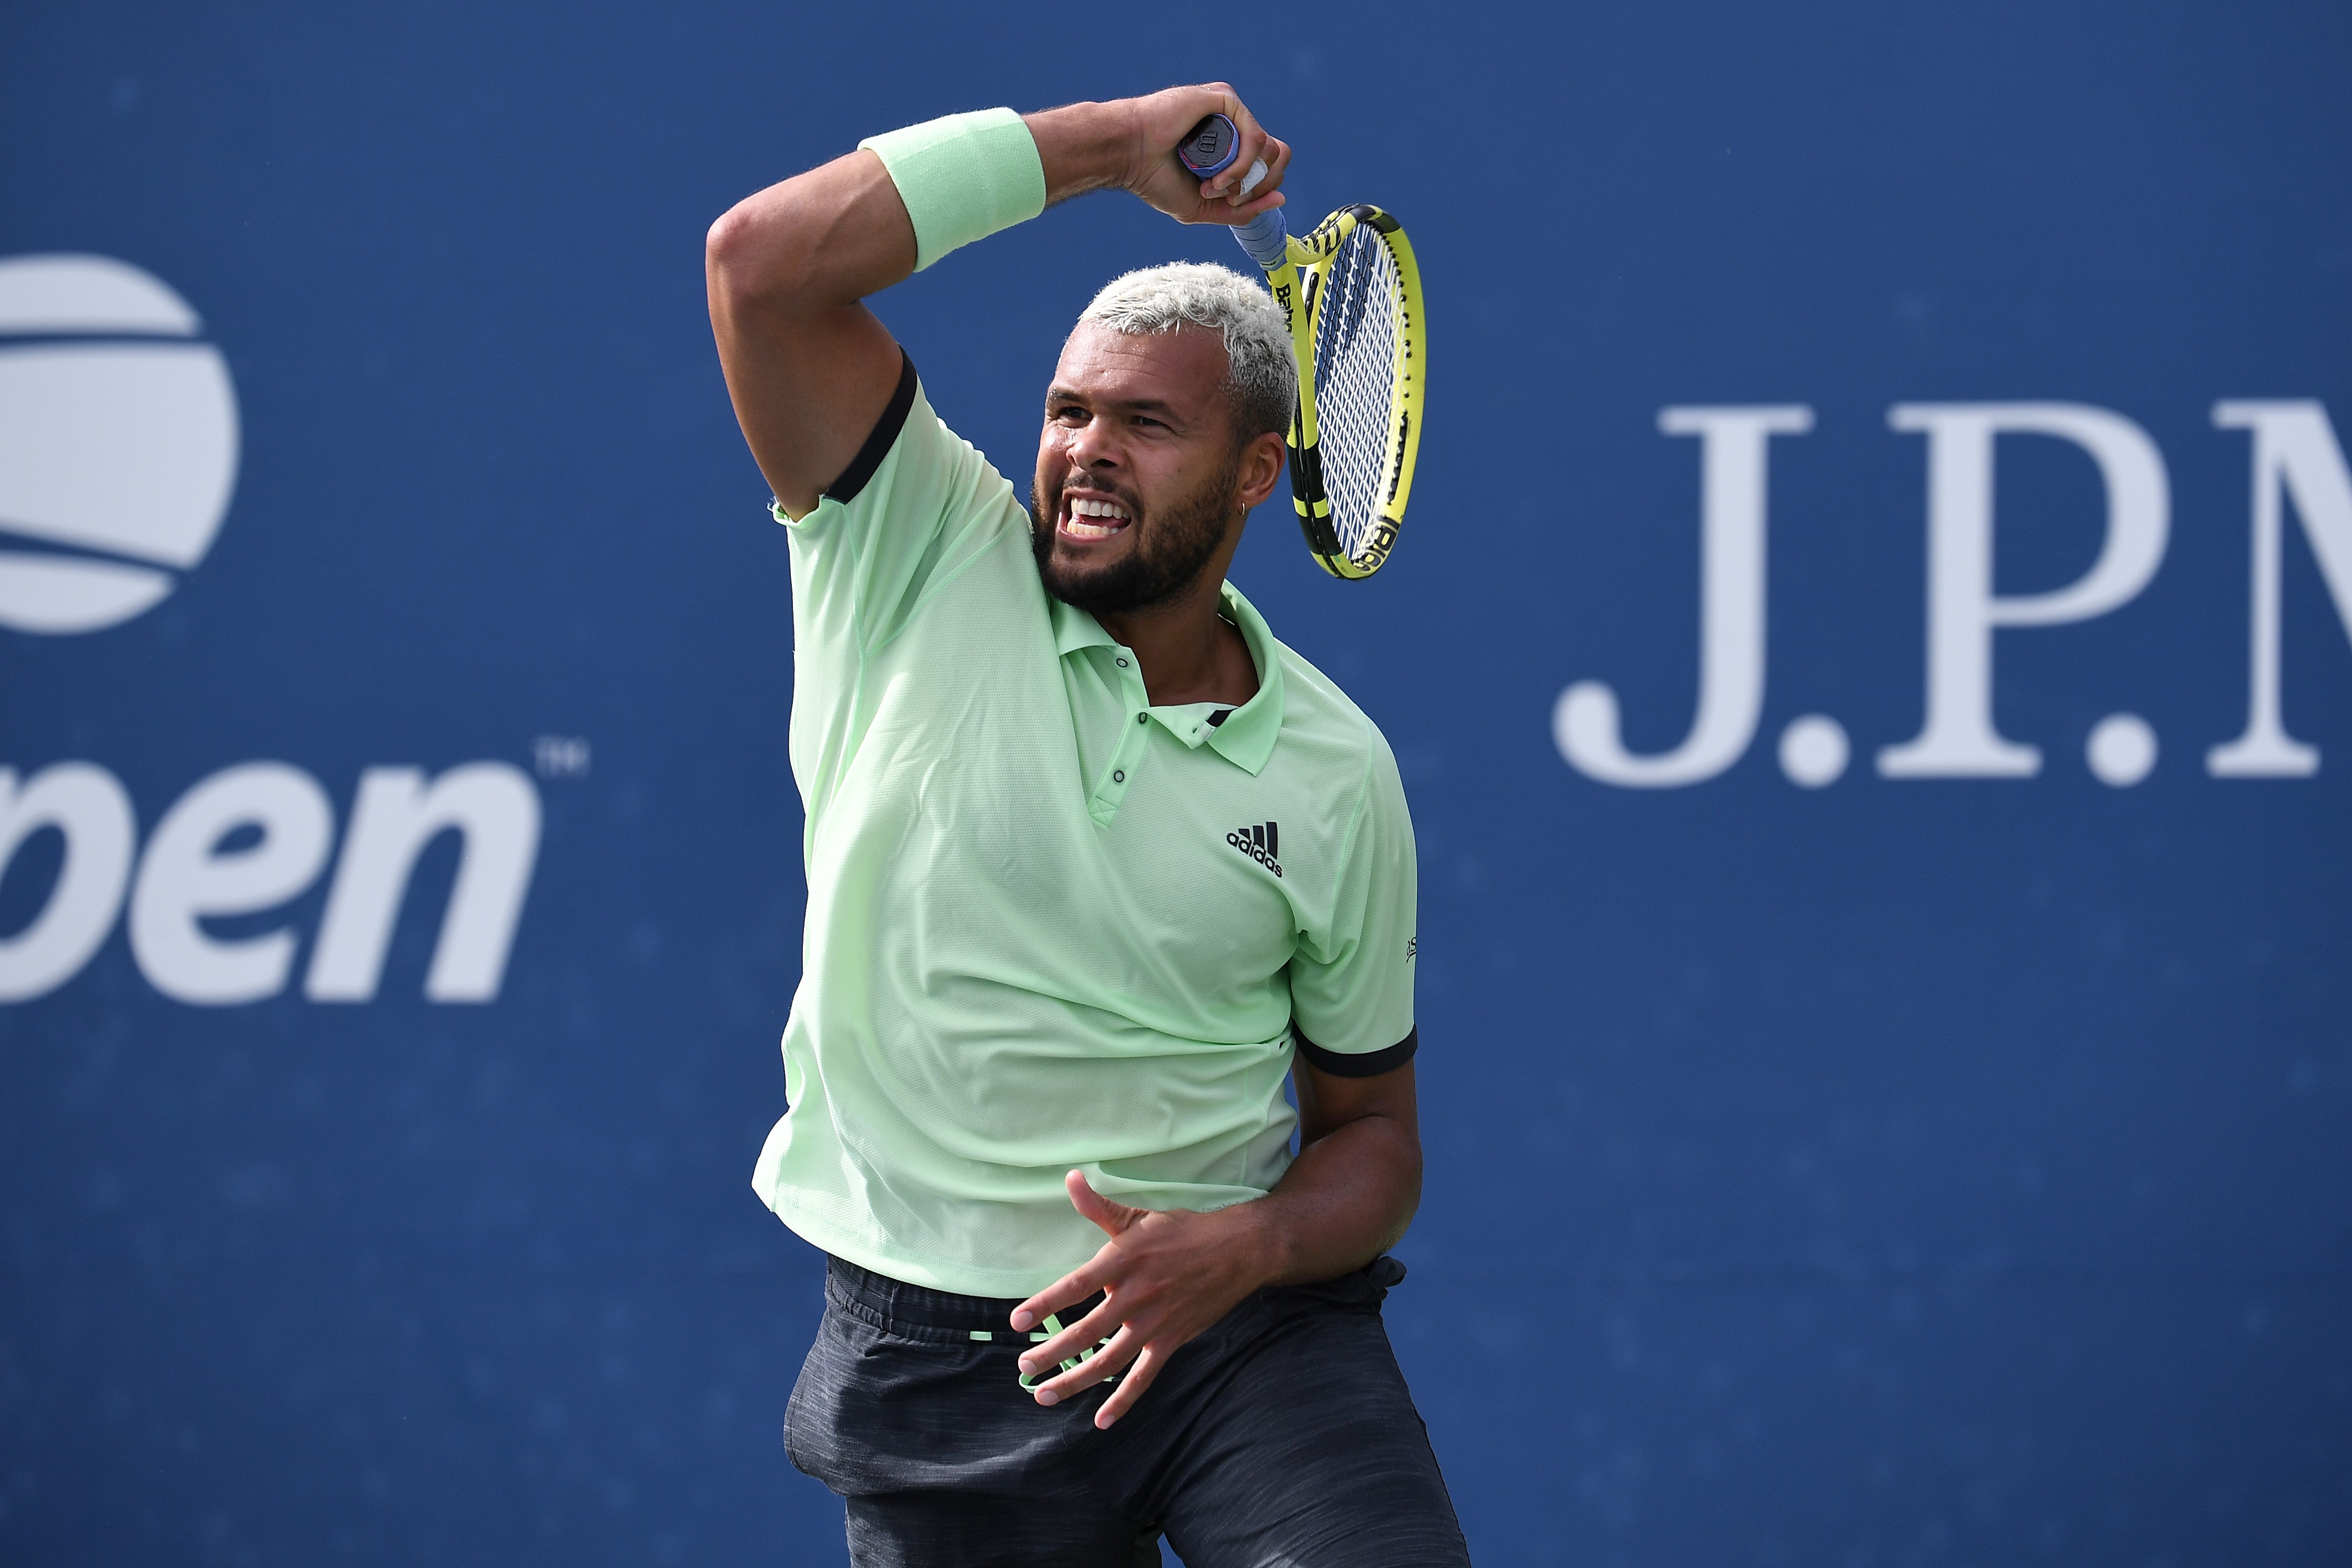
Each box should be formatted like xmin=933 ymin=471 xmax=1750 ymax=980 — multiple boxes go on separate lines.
xmin=1225 ymin=821 xmax=1283 ymax=878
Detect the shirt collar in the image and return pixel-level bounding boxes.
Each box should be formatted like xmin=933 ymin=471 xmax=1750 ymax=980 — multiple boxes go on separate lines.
xmin=1049 ymin=595 xmax=1115 ymax=657
xmin=1048 ymin=582 xmax=1285 ymax=777
xmin=1201 ymin=583 xmax=1282 ymax=775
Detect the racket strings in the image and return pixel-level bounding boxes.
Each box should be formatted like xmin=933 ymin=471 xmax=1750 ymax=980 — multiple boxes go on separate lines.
xmin=1310 ymin=227 xmax=1403 ymax=559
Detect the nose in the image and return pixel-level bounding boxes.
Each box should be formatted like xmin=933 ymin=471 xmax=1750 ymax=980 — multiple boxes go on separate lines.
xmin=1061 ymin=413 xmax=1123 ymax=474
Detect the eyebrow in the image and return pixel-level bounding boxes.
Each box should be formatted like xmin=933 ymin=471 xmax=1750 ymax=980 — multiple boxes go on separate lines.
xmin=1046 ymin=385 xmax=1187 ymax=419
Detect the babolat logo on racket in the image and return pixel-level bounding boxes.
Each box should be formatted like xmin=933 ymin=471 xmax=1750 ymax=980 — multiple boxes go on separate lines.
xmin=1225 ymin=820 xmax=1283 ymax=878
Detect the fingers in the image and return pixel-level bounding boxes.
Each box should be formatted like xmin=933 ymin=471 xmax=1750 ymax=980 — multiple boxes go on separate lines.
xmin=1064 ymin=1169 xmax=1139 ymax=1237
xmin=1010 ymin=1254 xmax=1107 ymax=1332
xmin=1019 ymin=1291 xmax=1125 ymax=1376
xmin=1210 ymin=147 xmax=1290 ymax=228
xmin=1246 ymin=136 xmax=1293 ymax=202
xmin=1202 ymin=123 xmax=1291 ymax=210
xmin=1210 ymin=91 xmax=1267 ymax=200
xmin=1011 ymin=1174 xmax=1140 ymax=1328
xmin=1027 ymin=1322 xmax=1139 ymax=1405
xmin=1218 ymin=188 xmax=1288 ymax=232
xmin=1091 ymin=1341 xmax=1169 ymax=1429
xmin=1181 ymin=84 xmax=1286 ymax=208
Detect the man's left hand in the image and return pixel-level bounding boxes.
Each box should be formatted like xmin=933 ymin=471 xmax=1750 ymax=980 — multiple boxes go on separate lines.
xmin=1011 ymin=1170 xmax=1277 ymax=1430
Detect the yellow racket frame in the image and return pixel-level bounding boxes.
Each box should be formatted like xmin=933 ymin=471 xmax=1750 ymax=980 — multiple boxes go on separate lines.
xmin=1258 ymin=205 xmax=1426 ymax=579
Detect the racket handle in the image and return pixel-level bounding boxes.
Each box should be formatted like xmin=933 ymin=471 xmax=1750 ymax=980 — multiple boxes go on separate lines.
xmin=1174 ymin=114 xmax=1291 ymax=272
xmin=1231 ymin=207 xmax=1290 ymax=272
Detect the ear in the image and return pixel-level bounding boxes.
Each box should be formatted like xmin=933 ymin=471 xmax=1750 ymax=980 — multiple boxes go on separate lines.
xmin=1234 ymin=430 xmax=1288 ymax=512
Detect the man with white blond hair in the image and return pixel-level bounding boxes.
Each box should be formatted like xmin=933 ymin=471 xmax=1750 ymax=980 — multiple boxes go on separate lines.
xmin=707 ymin=84 xmax=1467 ymax=1567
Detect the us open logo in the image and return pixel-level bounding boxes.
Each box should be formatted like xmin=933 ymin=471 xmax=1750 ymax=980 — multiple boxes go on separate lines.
xmin=0 ymin=254 xmax=238 ymax=634
xmin=0 ymin=254 xmax=547 ymax=1010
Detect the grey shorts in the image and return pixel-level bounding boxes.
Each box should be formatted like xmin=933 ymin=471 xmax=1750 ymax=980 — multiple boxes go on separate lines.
xmin=786 ymin=1253 xmax=1471 ymax=1567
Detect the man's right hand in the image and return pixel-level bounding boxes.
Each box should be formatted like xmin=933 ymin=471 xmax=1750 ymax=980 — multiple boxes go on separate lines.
xmin=1092 ymin=85 xmax=1292 ymax=228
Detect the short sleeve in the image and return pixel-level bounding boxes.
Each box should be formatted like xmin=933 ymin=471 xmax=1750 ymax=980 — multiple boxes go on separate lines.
xmin=777 ymin=351 xmax=1019 ymax=660
xmin=1287 ymin=736 xmax=1419 ymax=1078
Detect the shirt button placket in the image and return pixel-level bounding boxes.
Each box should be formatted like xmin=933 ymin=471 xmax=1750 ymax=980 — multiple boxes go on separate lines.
xmin=1095 ymin=649 xmax=1151 ymax=817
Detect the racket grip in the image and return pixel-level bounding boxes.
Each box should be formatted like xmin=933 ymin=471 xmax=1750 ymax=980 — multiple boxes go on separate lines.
xmin=1231 ymin=207 xmax=1289 ymax=272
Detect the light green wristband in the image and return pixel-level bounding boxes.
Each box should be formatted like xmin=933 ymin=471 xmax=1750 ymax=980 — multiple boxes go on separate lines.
xmin=858 ymin=108 xmax=1048 ymax=273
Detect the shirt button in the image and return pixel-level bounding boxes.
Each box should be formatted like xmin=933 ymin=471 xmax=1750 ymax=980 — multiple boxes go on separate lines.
xmin=1112 ymin=769 xmax=1124 ymax=783
xmin=1137 ymin=713 xmax=1148 ymax=725
xmin=1115 ymin=657 xmax=1129 ymax=668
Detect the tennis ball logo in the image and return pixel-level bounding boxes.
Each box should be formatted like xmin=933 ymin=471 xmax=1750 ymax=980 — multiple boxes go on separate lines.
xmin=0 ymin=254 xmax=239 ymax=634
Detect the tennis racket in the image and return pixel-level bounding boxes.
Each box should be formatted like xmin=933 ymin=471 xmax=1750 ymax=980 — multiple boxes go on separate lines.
xmin=1178 ymin=114 xmax=1425 ymax=580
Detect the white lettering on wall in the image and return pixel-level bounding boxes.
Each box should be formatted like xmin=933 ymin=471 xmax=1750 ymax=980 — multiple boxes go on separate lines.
xmin=1878 ymin=404 xmax=2169 ymax=779
xmin=128 ymin=763 xmax=334 ymax=1004
xmin=306 ymin=763 xmax=541 ymax=1003
xmin=0 ymin=763 xmax=136 ymax=1002
xmin=0 ymin=760 xmax=540 ymax=1005
xmin=2207 ymin=400 xmax=2352 ymax=778
xmin=1555 ymin=406 xmax=1815 ymax=787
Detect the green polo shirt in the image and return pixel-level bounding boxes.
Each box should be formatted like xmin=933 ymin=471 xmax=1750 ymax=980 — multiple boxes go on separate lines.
xmin=751 ymin=357 xmax=1419 ymax=1296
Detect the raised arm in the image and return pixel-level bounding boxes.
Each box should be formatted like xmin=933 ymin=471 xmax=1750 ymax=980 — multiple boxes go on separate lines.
xmin=703 ymin=87 xmax=1291 ymax=516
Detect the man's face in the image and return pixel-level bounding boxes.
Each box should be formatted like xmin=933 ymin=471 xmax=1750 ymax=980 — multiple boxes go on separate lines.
xmin=1031 ymin=324 xmax=1244 ymax=618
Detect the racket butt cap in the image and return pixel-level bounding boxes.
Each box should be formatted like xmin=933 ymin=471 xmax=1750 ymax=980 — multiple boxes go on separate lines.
xmin=1177 ymin=114 xmax=1241 ymax=178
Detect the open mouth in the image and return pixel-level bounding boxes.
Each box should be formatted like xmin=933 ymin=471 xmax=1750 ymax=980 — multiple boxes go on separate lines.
xmin=1059 ymin=492 xmax=1133 ymax=542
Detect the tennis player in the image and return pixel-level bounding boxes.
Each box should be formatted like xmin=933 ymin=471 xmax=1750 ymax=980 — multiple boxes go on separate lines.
xmin=706 ymin=84 xmax=1468 ymax=1566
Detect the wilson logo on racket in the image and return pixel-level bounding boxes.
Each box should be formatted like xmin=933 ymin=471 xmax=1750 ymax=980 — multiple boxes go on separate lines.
xmin=1225 ymin=821 xmax=1283 ymax=878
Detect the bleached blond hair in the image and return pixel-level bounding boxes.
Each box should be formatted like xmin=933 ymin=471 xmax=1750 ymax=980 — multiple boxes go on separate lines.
xmin=1077 ymin=262 xmax=1296 ymax=444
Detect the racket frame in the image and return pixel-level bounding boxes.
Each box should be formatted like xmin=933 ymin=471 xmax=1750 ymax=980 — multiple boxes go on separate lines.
xmin=1257 ymin=205 xmax=1425 ymax=580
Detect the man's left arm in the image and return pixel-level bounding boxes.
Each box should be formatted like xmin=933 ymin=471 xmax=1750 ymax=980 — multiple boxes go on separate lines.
xmin=1013 ymin=1059 xmax=1422 ymax=1429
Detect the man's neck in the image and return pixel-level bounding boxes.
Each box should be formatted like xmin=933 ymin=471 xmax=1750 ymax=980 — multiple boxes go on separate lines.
xmin=1094 ymin=576 xmax=1259 ymax=710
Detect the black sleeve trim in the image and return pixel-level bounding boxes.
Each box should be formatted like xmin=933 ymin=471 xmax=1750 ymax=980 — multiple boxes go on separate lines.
xmin=1292 ymin=1024 xmax=1419 ymax=1078
xmin=821 ymin=348 xmax=918 ymax=506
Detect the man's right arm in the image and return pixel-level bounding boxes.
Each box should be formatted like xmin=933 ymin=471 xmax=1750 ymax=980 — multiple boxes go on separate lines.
xmin=703 ymin=89 xmax=1290 ymax=517
xmin=705 ymin=150 xmax=912 ymax=519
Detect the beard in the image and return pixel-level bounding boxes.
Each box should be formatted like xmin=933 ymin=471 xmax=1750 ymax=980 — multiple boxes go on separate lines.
xmin=1030 ymin=456 xmax=1240 ymax=618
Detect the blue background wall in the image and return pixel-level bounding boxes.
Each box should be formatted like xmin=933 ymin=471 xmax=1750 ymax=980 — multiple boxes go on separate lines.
xmin=4 ymin=2 xmax=2348 ymax=1562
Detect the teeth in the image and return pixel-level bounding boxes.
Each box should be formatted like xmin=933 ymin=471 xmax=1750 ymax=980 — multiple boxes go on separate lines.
xmin=1062 ymin=495 xmax=1131 ymax=540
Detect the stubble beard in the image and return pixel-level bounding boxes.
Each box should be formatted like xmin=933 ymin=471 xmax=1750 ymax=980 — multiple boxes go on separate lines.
xmin=1030 ymin=456 xmax=1240 ymax=618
